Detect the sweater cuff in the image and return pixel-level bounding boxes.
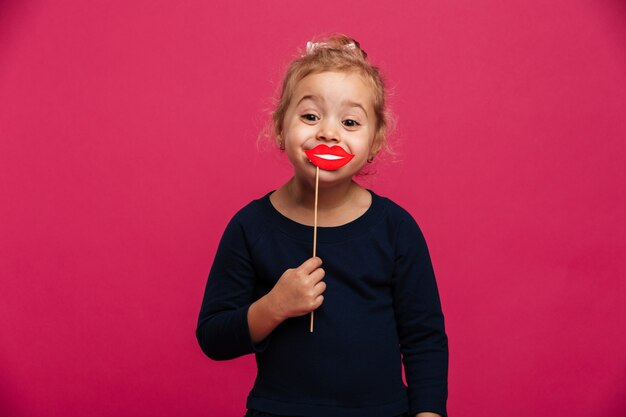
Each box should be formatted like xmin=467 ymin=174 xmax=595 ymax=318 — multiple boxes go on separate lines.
xmin=242 ymin=305 xmax=270 ymax=353
xmin=409 ymin=399 xmax=447 ymax=417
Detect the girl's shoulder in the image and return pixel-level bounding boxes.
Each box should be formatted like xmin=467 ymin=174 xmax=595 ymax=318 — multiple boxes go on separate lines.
xmin=228 ymin=192 xmax=275 ymax=227
xmin=368 ymin=191 xmax=430 ymax=244
xmin=370 ymin=191 xmax=419 ymax=225
xmin=219 ymin=192 xmax=276 ymax=242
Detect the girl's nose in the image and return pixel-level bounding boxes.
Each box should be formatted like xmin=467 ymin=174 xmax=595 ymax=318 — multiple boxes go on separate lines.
xmin=316 ymin=121 xmax=339 ymax=142
xmin=317 ymin=119 xmax=339 ymax=142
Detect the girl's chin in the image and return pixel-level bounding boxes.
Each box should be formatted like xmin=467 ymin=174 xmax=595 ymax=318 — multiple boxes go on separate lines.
xmin=309 ymin=169 xmax=355 ymax=184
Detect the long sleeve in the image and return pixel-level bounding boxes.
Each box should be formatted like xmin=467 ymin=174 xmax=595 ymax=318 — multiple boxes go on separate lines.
xmin=392 ymin=216 xmax=448 ymax=417
xmin=196 ymin=214 xmax=267 ymax=361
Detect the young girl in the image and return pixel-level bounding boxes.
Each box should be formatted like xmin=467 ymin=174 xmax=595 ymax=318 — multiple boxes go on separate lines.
xmin=196 ymin=34 xmax=448 ymax=417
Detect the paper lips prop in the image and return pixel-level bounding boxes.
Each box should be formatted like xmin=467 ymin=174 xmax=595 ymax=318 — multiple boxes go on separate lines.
xmin=305 ymin=145 xmax=355 ymax=171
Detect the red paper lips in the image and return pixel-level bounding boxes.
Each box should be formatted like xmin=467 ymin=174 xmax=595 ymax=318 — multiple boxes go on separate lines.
xmin=304 ymin=145 xmax=355 ymax=171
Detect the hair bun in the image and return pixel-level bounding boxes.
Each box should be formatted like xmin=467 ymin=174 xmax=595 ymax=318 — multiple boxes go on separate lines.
xmin=304 ymin=34 xmax=368 ymax=59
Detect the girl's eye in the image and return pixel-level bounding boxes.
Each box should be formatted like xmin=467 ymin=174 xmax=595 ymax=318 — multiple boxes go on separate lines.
xmin=301 ymin=114 xmax=319 ymax=122
xmin=342 ymin=119 xmax=360 ymax=128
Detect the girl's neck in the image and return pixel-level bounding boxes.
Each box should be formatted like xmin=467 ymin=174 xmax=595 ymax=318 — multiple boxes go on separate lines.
xmin=271 ymin=175 xmax=371 ymax=227
xmin=289 ymin=174 xmax=357 ymax=209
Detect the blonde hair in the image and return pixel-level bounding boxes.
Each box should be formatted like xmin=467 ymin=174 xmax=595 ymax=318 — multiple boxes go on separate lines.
xmin=272 ymin=34 xmax=391 ymax=155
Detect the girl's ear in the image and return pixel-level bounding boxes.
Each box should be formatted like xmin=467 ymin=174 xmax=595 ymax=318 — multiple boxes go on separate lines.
xmin=277 ymin=135 xmax=285 ymax=150
xmin=368 ymin=135 xmax=383 ymax=160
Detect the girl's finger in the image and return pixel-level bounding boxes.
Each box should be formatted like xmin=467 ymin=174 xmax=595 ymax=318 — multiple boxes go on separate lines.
xmin=309 ymin=267 xmax=325 ymax=283
xmin=314 ymin=280 xmax=327 ymax=295
xmin=313 ymin=295 xmax=324 ymax=309
xmin=298 ymin=257 xmax=322 ymax=273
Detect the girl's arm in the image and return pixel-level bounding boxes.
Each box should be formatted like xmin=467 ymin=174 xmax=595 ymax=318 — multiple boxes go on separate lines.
xmin=196 ymin=214 xmax=266 ymax=360
xmin=196 ymin=212 xmax=325 ymax=359
xmin=392 ymin=215 xmax=449 ymax=417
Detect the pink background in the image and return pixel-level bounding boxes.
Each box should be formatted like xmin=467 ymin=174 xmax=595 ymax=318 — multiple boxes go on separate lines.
xmin=1 ymin=1 xmax=625 ymax=416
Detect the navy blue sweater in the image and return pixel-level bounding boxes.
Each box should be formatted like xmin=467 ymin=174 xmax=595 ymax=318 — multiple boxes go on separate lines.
xmin=196 ymin=191 xmax=448 ymax=417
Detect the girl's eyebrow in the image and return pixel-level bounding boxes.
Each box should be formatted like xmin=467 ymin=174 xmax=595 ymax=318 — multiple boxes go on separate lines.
xmin=297 ymin=95 xmax=368 ymax=117
xmin=296 ymin=95 xmax=322 ymax=106
xmin=343 ymin=100 xmax=368 ymax=117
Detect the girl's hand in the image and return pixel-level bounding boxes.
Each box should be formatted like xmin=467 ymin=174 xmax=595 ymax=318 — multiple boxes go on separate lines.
xmin=269 ymin=257 xmax=326 ymax=321
xmin=247 ymin=257 xmax=325 ymax=344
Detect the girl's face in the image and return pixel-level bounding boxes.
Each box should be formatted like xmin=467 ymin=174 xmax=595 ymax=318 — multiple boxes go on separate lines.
xmin=281 ymin=71 xmax=379 ymax=186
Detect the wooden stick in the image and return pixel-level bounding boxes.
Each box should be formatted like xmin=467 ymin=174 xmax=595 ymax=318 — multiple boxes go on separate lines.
xmin=310 ymin=166 xmax=319 ymax=333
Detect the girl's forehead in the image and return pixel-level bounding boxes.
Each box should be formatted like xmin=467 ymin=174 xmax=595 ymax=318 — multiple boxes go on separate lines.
xmin=292 ymin=71 xmax=375 ymax=107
